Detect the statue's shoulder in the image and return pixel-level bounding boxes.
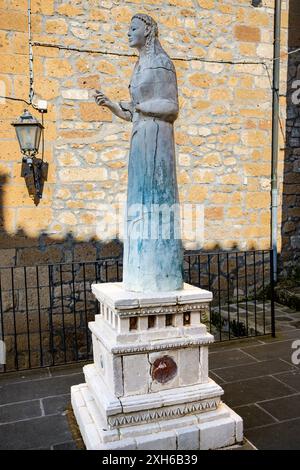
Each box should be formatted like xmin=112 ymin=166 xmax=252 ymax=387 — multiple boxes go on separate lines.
xmin=151 ymin=53 xmax=175 ymax=73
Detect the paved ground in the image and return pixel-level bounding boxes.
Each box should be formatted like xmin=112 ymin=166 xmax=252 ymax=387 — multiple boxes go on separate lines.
xmin=0 ymin=363 xmax=84 ymax=450
xmin=0 ymin=302 xmax=299 ymax=450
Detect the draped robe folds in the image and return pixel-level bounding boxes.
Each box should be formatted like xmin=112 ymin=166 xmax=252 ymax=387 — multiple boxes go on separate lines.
xmin=121 ymin=52 xmax=184 ymax=292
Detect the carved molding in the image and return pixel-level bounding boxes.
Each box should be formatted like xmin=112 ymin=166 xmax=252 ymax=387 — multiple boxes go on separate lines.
xmin=114 ymin=303 xmax=210 ymax=317
xmin=111 ymin=336 xmax=214 ymax=355
xmin=107 ymin=398 xmax=221 ymax=428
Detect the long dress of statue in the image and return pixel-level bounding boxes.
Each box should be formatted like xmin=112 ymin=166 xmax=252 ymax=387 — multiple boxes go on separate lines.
xmin=95 ymin=14 xmax=183 ymax=292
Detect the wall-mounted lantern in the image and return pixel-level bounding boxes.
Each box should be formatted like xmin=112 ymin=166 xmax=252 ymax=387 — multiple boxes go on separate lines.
xmin=12 ymin=109 xmax=43 ymax=155
xmin=11 ymin=109 xmax=48 ymax=203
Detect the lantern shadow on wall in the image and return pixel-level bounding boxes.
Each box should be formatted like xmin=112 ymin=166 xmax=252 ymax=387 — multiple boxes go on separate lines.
xmin=11 ymin=109 xmax=48 ymax=206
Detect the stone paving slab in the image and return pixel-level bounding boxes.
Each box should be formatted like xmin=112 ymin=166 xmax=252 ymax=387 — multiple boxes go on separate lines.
xmin=0 ymin=400 xmax=41 ymax=424
xmin=259 ymin=393 xmax=300 ymax=421
xmin=0 ymin=372 xmax=84 ymax=405
xmin=209 ymin=349 xmax=257 ymax=369
xmin=42 ymin=394 xmax=71 ymax=415
xmin=273 ymin=371 xmax=300 ymax=391
xmin=52 ymin=441 xmax=79 ymax=450
xmin=0 ymin=368 xmax=51 ymax=385
xmin=211 ymin=321 xmax=300 ymax=450
xmin=222 ymin=376 xmax=294 ymax=408
xmin=49 ymin=363 xmax=86 ymax=377
xmin=277 ymin=328 xmax=300 ymax=340
xmin=211 ymin=358 xmax=296 ymax=383
xmin=241 ymin=339 xmax=300 ymax=365
xmin=0 ymin=414 xmax=73 ymax=450
xmin=209 ymin=337 xmax=265 ymax=352
xmin=0 ymin=309 xmax=299 ymax=450
xmin=246 ymin=419 xmax=300 ymax=450
xmin=224 ymin=439 xmax=257 ymax=451
xmin=0 ymin=365 xmax=85 ymax=450
xmin=233 ymin=404 xmax=276 ymax=430
xmin=209 ymin=370 xmax=226 ymax=384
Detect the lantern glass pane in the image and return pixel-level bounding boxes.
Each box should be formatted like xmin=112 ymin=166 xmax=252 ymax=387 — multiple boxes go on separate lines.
xmin=16 ymin=125 xmax=37 ymax=152
xmin=34 ymin=126 xmax=42 ymax=152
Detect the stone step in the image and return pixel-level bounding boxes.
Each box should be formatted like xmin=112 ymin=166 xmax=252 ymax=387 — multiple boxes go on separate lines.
xmin=83 ymin=363 xmax=224 ymax=429
xmin=71 ymin=382 xmax=243 ymax=450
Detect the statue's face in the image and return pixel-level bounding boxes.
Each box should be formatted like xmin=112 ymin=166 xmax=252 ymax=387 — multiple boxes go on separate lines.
xmin=128 ymin=18 xmax=149 ymax=48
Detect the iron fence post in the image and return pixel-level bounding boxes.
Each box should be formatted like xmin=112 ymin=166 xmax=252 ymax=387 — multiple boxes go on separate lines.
xmin=270 ymin=249 xmax=276 ymax=338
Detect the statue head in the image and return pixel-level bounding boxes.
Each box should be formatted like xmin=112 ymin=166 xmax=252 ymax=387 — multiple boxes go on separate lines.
xmin=128 ymin=13 xmax=159 ymax=53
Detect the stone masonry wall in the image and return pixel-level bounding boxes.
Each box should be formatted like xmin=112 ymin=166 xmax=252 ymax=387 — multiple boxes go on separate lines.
xmin=281 ymin=50 xmax=300 ymax=277
xmin=280 ymin=0 xmax=300 ymax=278
xmin=0 ymin=0 xmax=290 ymax=269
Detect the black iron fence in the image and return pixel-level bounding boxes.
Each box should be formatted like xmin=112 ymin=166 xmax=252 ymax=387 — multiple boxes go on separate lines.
xmin=0 ymin=249 xmax=275 ymax=373
xmin=185 ymin=250 xmax=275 ymax=341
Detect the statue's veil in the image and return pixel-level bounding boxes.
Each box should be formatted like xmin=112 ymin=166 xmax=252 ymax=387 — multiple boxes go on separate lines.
xmin=131 ymin=13 xmax=169 ymax=58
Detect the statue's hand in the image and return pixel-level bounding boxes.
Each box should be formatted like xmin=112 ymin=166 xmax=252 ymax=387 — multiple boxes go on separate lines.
xmin=94 ymin=90 xmax=112 ymax=108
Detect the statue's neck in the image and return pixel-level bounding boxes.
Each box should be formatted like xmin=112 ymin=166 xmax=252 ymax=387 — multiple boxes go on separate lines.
xmin=137 ymin=45 xmax=148 ymax=61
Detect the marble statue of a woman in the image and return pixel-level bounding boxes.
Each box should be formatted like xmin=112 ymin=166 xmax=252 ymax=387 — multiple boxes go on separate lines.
xmin=94 ymin=13 xmax=183 ymax=292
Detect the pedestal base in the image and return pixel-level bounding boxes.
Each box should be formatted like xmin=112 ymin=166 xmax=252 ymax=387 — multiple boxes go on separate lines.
xmin=71 ymin=282 xmax=243 ymax=450
xmin=71 ymin=380 xmax=242 ymax=450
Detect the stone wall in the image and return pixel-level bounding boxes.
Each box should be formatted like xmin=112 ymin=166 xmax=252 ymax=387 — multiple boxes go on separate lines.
xmin=280 ymin=0 xmax=300 ymax=278
xmin=0 ymin=0 xmax=290 ymax=268
xmin=0 ymin=259 xmax=119 ymax=371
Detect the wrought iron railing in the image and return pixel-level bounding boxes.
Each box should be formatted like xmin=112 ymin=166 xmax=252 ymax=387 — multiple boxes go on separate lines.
xmin=0 ymin=250 xmax=275 ymax=373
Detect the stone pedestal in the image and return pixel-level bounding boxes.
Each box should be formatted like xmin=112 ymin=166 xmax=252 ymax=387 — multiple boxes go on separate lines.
xmin=71 ymin=282 xmax=243 ymax=450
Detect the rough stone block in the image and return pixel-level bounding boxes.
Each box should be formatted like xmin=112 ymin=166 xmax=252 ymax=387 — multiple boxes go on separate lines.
xmin=199 ymin=417 xmax=235 ymax=450
xmin=178 ymin=348 xmax=199 ymax=386
xmin=123 ymin=354 xmax=149 ymax=395
xmin=136 ymin=431 xmax=177 ymax=450
xmin=176 ymin=425 xmax=200 ymax=450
